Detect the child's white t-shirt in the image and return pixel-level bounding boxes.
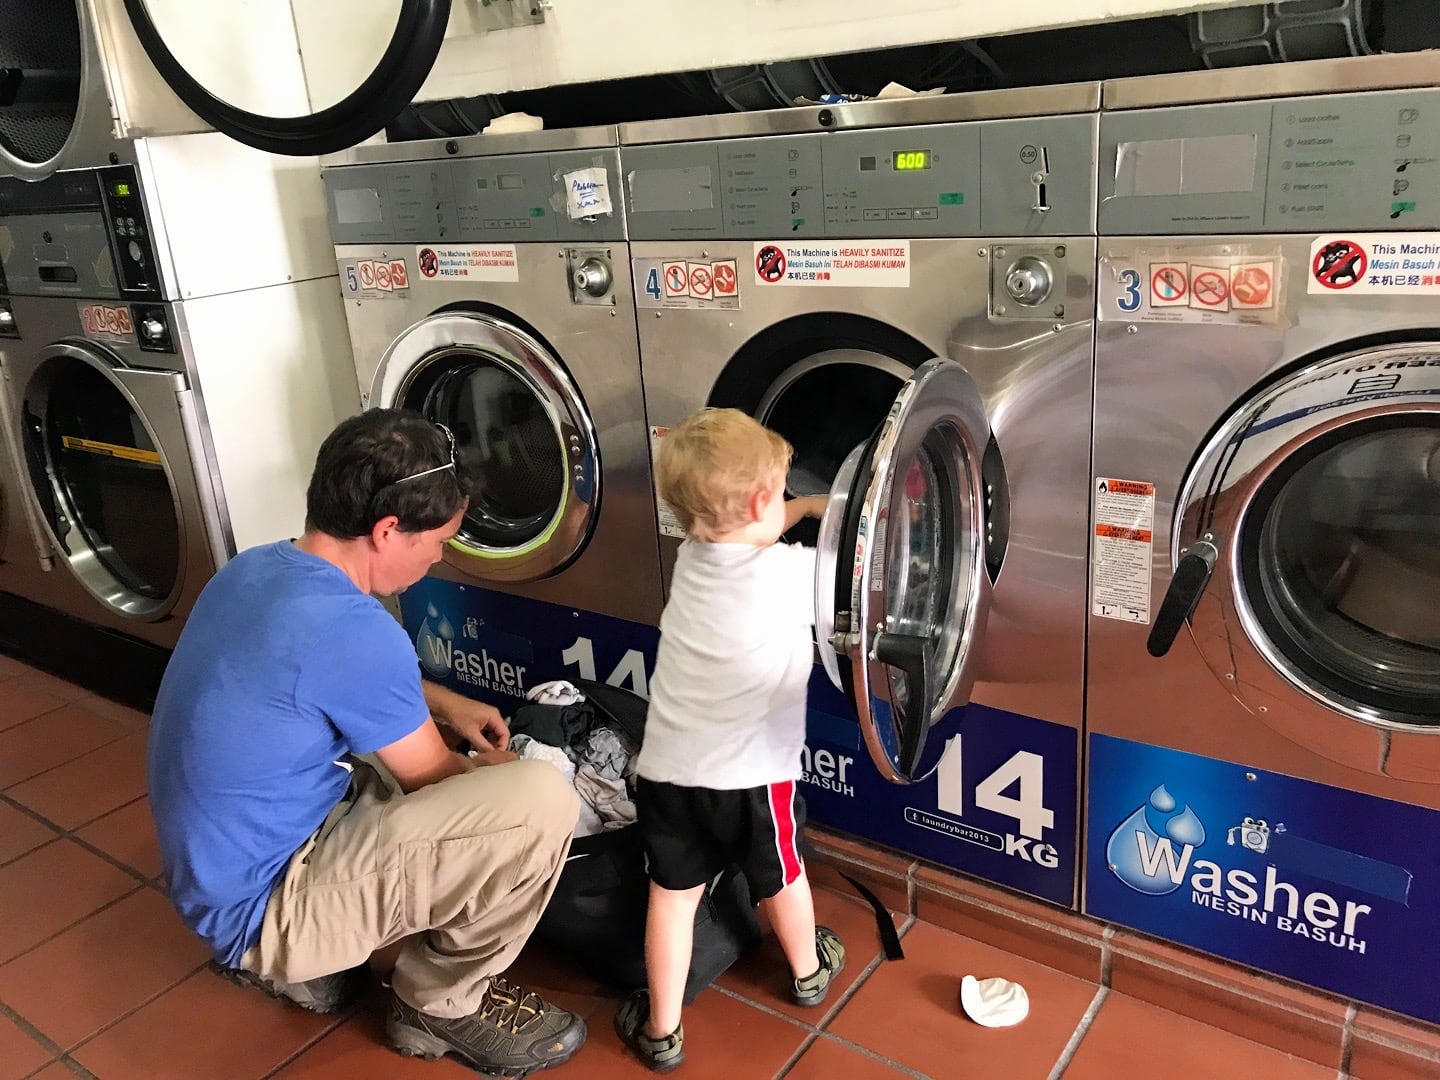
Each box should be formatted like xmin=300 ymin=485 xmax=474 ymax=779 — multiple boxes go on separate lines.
xmin=637 ymin=539 xmax=817 ymax=790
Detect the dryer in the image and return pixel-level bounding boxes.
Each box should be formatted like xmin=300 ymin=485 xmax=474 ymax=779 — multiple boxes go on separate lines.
xmin=1084 ymin=54 xmax=1440 ymax=1024
xmin=0 ymin=134 xmax=358 ymax=649
xmin=620 ymin=85 xmax=1099 ymax=906
xmin=322 ymin=126 xmax=666 ymax=627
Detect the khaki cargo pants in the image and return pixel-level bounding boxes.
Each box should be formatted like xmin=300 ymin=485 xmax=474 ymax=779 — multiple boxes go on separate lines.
xmin=241 ymin=757 xmax=578 ymax=1019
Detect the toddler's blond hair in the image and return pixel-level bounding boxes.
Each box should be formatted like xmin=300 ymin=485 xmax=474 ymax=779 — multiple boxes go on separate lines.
xmin=656 ymin=408 xmax=791 ymax=541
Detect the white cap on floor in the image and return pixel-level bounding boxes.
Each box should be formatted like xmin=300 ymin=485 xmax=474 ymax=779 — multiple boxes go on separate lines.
xmin=960 ymin=975 xmax=1030 ymax=1028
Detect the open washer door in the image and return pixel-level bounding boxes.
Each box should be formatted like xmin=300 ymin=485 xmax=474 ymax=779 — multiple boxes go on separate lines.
xmin=815 ymin=357 xmax=1008 ymax=785
xmin=120 ymin=0 xmax=451 ymax=156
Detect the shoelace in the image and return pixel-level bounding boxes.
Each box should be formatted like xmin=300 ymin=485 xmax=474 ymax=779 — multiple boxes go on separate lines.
xmin=478 ymin=977 xmax=546 ymax=1034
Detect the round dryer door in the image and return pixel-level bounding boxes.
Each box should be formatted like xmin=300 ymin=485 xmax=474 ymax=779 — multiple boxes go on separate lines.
xmin=373 ymin=310 xmax=599 ymax=583
xmin=19 ymin=342 xmax=188 ymax=618
xmin=815 ymin=358 xmax=1009 ymax=784
xmin=1149 ymin=342 xmax=1440 ymax=779
xmin=121 ymin=0 xmax=451 ymax=155
xmin=0 ymin=3 xmax=86 ymax=176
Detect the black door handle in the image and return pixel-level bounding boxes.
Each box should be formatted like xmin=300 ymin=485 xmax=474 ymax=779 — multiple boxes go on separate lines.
xmin=1147 ymin=534 xmax=1221 ymax=658
xmin=872 ymin=631 xmax=935 ymax=777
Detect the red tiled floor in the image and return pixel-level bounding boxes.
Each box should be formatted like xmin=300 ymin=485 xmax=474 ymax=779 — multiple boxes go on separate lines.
xmin=0 ymin=887 xmax=210 ymax=1050
xmin=501 ymin=938 xmax=612 ymax=1021
xmin=77 ymin=692 xmax=152 ymax=733
xmin=0 ymin=654 xmax=28 ymax=679
xmin=1065 ymin=992 xmax=1332 ymax=1079
xmin=784 ymin=1034 xmax=916 ymax=1077
xmin=828 ymin=921 xmax=1097 ymax=1078
xmin=75 ymin=797 xmax=164 ymax=880
xmin=0 ymin=1012 xmax=53 ymax=1080
xmin=3 ymin=668 xmax=90 ymax=706
xmin=0 ymin=678 xmax=68 ymax=733
xmin=7 ymin=733 xmax=150 ymax=830
xmin=272 ymin=997 xmax=488 ymax=1079
xmin=0 ymin=703 xmax=127 ymax=789
xmin=716 ymin=883 xmax=898 ymax=1024
xmin=0 ymin=840 xmax=140 ymax=964
xmin=73 ymin=967 xmax=345 ymax=1080
xmin=25 ymin=1064 xmax=81 ymax=1080
xmin=0 ymin=799 xmax=59 ymax=866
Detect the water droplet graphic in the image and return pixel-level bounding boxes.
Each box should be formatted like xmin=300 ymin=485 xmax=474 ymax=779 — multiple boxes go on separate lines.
xmin=1167 ymin=805 xmax=1207 ymax=847
xmin=415 ymin=615 xmax=453 ymax=679
xmin=1149 ymin=785 xmax=1176 ymax=813
xmin=1107 ymin=787 xmax=1207 ymax=896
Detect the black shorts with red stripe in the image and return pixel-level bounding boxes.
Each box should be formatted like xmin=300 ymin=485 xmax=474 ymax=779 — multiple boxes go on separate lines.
xmin=634 ymin=777 xmax=806 ymax=899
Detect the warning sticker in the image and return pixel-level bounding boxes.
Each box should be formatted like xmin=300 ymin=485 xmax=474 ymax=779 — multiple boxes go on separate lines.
xmin=1308 ymin=233 xmax=1440 ymax=294
xmin=649 ymin=426 xmax=686 ymax=538
xmin=1104 ymin=248 xmax=1283 ymax=325
xmin=752 ymin=241 xmax=910 ymax=288
xmin=414 ymin=245 xmax=519 ymax=283
xmin=634 ymin=259 xmax=741 ymax=310
xmin=1092 ymin=478 xmax=1155 ymax=624
xmin=340 ymin=258 xmax=413 ymax=299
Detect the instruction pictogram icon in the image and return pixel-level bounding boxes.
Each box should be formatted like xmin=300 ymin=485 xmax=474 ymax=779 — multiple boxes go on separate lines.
xmin=1231 ymin=262 xmax=1274 ymax=308
xmin=756 ymin=245 xmax=786 ymax=283
xmin=688 ymin=263 xmax=713 ymax=300
xmin=1312 ymin=239 xmax=1366 ymax=289
xmin=1150 ymin=264 xmax=1188 ymax=306
xmin=663 ymin=261 xmax=689 ymax=297
xmin=1190 ymin=266 xmax=1230 ymax=311
xmin=713 ymin=261 xmax=738 ymax=296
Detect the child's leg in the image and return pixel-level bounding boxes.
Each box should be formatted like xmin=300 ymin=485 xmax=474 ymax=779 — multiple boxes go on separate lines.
xmin=644 ymin=880 xmax=705 ymax=1038
xmin=760 ymin=866 xmax=820 ymax=979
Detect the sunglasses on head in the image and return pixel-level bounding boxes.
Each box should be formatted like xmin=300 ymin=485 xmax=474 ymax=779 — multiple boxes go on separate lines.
xmin=395 ymin=422 xmax=457 ymax=484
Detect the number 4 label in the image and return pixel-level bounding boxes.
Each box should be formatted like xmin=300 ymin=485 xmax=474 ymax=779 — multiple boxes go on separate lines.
xmin=936 ymin=739 xmax=1055 ymax=840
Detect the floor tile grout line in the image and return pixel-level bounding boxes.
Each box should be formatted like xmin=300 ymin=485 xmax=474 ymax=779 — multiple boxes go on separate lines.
xmin=0 ymin=995 xmax=69 ymax=1065
xmin=52 ymin=959 xmax=212 ymax=1059
xmin=0 ymin=882 xmax=148 ymax=969
xmin=1338 ymin=1001 xmax=1357 ymax=1077
xmin=1047 ymin=983 xmax=1108 ymax=1079
xmin=55 ymin=1057 xmax=99 ymax=1080
xmin=0 ymin=724 xmax=134 ymax=797
xmin=774 ymin=1030 xmax=822 ymax=1078
xmin=256 ymin=1007 xmax=360 ymax=1080
xmin=793 ymin=1030 xmax=933 ymax=1078
xmin=0 ymin=795 xmax=155 ymax=886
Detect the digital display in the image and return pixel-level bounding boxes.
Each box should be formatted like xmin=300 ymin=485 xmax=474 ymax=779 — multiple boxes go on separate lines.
xmin=112 ymin=182 xmax=132 ymax=197
xmin=893 ymin=151 xmax=931 ymax=171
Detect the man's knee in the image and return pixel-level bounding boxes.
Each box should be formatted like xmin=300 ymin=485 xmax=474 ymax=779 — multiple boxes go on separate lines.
xmin=511 ymin=758 xmax=580 ymax=842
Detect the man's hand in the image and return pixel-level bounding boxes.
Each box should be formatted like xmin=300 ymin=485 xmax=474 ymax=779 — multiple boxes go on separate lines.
xmin=423 ymin=680 xmax=511 ymax=751
xmin=468 ymin=747 xmax=519 ymax=768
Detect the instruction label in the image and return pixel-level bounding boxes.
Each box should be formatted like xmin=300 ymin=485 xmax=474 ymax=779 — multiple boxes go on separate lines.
xmin=415 ymin=245 xmax=519 ymax=283
xmin=648 ymin=426 xmax=686 ymax=538
xmin=634 ymin=258 xmax=741 ymax=310
xmin=563 ymin=168 xmax=612 ymax=219
xmin=1092 ymin=478 xmax=1155 ymax=624
xmin=1308 ymin=233 xmax=1440 ymax=294
xmin=753 ymin=241 xmax=910 ymax=288
xmin=1105 ymin=250 xmax=1281 ymax=325
xmin=339 ymin=257 xmax=411 ymax=299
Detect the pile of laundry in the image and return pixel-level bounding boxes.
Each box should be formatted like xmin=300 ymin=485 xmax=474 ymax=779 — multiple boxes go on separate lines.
xmin=483 ymin=680 xmax=641 ymax=838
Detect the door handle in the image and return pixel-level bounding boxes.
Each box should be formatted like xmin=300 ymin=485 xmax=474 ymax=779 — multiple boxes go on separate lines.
xmin=1147 ymin=532 xmax=1221 ymax=658
xmin=872 ymin=631 xmax=935 ymax=776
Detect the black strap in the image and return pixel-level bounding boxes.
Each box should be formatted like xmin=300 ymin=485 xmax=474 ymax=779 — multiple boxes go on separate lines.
xmin=803 ymin=840 xmax=904 ymax=961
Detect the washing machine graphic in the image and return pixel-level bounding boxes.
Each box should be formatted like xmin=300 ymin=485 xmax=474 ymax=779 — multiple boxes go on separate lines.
xmin=621 ymin=84 xmax=1099 ymax=905
xmin=1085 ymin=54 xmax=1440 ymax=1024
xmin=323 ymin=127 xmax=666 ymax=627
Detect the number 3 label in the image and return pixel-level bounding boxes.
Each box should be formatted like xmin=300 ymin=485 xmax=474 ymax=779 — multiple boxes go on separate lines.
xmin=1116 ymin=267 xmax=1142 ymax=313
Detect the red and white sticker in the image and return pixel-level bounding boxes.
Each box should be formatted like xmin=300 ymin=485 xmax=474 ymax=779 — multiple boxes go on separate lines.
xmin=340 ymin=258 xmax=412 ymax=299
xmin=752 ymin=241 xmax=909 ymax=288
xmin=1230 ymin=261 xmax=1274 ymax=309
xmin=1189 ymin=266 xmax=1230 ymax=311
xmin=1092 ymin=478 xmax=1155 ymax=624
xmin=1149 ymin=264 xmax=1188 ymax=307
xmin=648 ymin=426 xmax=686 ymax=538
xmin=687 ymin=262 xmax=713 ymax=300
xmin=414 ymin=244 xmax=519 ymax=283
xmin=634 ymin=259 xmax=741 ymax=310
xmin=1308 ymin=233 xmax=1440 ymax=294
xmin=1106 ymin=249 xmax=1283 ymax=326
xmin=78 ymin=303 xmax=134 ymax=341
xmin=712 ymin=260 xmax=738 ymax=297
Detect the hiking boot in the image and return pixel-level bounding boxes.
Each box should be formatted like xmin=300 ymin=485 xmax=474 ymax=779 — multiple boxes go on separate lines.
xmin=386 ymin=977 xmax=586 ymax=1077
xmin=614 ymin=989 xmax=684 ymax=1073
xmin=791 ymin=926 xmax=846 ymax=1007
xmin=209 ymin=959 xmax=366 ymax=1014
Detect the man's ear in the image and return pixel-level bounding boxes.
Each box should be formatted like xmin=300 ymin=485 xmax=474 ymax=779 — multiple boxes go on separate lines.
xmin=369 ymin=515 xmax=401 ymax=549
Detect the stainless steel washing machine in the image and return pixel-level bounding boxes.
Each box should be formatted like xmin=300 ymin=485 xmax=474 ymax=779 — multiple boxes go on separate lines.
xmin=0 ymin=371 xmax=52 ymax=604
xmin=0 ymin=138 xmax=357 ymax=649
xmin=1084 ymin=53 xmax=1440 ymax=1024
xmin=620 ymin=85 xmax=1098 ymax=906
xmin=323 ymin=126 xmax=666 ymax=627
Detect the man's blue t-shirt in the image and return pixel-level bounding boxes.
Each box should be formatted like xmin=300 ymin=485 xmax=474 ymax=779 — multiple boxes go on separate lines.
xmin=147 ymin=541 xmax=428 ymax=967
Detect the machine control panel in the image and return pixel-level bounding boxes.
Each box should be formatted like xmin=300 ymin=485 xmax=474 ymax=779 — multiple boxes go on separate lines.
xmin=323 ymin=148 xmax=626 ymax=245
xmin=1099 ymin=87 xmax=1440 ymax=234
xmin=622 ymin=113 xmax=1096 ymax=240
xmin=0 ymin=166 xmax=161 ymax=299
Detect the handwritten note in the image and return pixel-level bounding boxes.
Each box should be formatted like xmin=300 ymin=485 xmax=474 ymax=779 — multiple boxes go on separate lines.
xmin=564 ymin=167 xmax=612 ymax=219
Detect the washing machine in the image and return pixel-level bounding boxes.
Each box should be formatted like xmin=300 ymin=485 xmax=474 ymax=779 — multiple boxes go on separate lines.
xmin=0 ymin=372 xmax=51 ymax=603
xmin=322 ymin=126 xmax=666 ymax=628
xmin=620 ymin=85 xmax=1099 ymax=906
xmin=1084 ymin=53 xmax=1440 ymax=1024
xmin=0 ymin=134 xmax=358 ymax=649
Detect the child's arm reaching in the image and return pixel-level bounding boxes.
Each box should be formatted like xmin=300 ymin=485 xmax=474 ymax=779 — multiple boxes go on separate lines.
xmin=783 ymin=495 xmax=828 ymax=531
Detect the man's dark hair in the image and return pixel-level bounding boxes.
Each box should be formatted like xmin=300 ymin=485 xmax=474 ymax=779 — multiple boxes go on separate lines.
xmin=305 ymin=409 xmax=472 ymax=539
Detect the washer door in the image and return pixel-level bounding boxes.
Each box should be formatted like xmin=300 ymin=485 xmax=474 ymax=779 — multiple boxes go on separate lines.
xmin=815 ymin=358 xmax=1007 ymax=784
xmin=19 ymin=341 xmax=192 ymax=619
xmin=1149 ymin=343 xmax=1440 ymax=777
xmin=0 ymin=3 xmax=87 ymax=177
xmin=372 ymin=310 xmax=599 ymax=583
xmin=120 ymin=0 xmax=450 ymax=155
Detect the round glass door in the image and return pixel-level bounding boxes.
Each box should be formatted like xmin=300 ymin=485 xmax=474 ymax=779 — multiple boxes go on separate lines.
xmin=122 ymin=0 xmax=452 ymax=155
xmin=377 ymin=311 xmax=598 ymax=583
xmin=0 ymin=3 xmax=82 ymax=173
xmin=21 ymin=351 xmax=181 ymax=615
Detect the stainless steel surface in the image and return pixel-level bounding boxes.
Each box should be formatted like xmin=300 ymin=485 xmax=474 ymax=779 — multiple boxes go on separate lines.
xmin=635 ymin=237 xmax=1096 ymax=733
xmin=338 ymin=240 xmax=665 ymax=626
xmin=1103 ymin=52 xmax=1440 ymax=111
xmin=321 ymin=124 xmax=622 ymax=168
xmin=0 ymin=350 xmax=56 ymax=599
xmin=1091 ymin=233 xmax=1440 ymax=799
xmin=619 ymin=82 xmax=1102 ymax=145
xmin=0 ymin=295 xmax=221 ymax=648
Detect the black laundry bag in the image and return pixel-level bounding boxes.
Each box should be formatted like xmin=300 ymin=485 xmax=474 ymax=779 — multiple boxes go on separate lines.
xmin=515 ymin=679 xmax=763 ymax=1004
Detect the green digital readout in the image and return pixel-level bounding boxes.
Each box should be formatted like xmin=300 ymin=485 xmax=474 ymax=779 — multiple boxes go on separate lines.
xmin=893 ymin=150 xmax=930 ymax=171
xmin=112 ymin=182 xmax=131 ymax=197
